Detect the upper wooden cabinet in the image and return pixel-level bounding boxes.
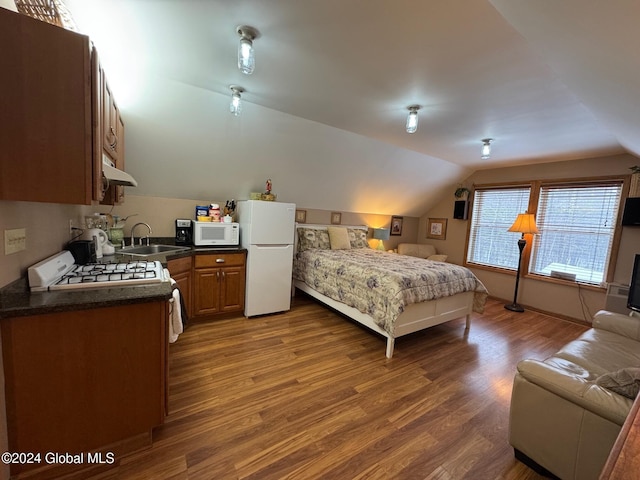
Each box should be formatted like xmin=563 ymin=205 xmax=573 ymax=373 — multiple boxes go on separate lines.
xmin=93 ymin=49 xmax=125 ymax=205
xmin=0 ymin=8 xmax=125 ymax=205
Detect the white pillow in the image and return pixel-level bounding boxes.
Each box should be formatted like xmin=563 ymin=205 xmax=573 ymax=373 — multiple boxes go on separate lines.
xmin=328 ymin=227 xmax=351 ymax=250
xmin=428 ymin=254 xmax=448 ymax=262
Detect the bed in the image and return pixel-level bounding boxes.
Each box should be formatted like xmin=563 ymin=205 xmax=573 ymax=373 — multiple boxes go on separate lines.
xmin=293 ymin=225 xmax=488 ymax=358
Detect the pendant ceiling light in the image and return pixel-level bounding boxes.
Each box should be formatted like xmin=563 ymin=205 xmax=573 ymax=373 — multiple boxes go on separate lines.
xmin=406 ymin=105 xmax=421 ymax=134
xmin=236 ymin=25 xmax=260 ymax=75
xmin=481 ymin=138 xmax=493 ymax=159
xmin=229 ymin=85 xmax=245 ymax=116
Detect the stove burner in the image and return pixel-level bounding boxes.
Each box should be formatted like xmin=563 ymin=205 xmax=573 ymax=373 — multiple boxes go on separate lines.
xmin=50 ymin=260 xmax=164 ymax=290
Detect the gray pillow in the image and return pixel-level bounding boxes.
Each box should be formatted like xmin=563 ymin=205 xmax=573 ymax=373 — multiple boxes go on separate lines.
xmin=595 ymin=367 xmax=640 ymax=399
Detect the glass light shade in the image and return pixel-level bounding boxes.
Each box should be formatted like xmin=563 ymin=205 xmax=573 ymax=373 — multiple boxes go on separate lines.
xmin=508 ymin=213 xmax=539 ymax=234
xmin=230 ymin=91 xmax=242 ymax=116
xmin=406 ymin=110 xmax=418 ymax=134
xmin=238 ymin=37 xmax=255 ymax=75
xmin=481 ymin=140 xmax=491 ymax=159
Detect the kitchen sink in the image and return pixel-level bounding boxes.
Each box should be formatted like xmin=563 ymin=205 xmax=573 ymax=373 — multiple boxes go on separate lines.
xmin=119 ymin=244 xmax=191 ymax=257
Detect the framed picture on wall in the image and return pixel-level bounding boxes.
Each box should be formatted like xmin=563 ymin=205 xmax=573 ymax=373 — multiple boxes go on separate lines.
xmin=331 ymin=212 xmax=342 ymax=225
xmin=390 ymin=216 xmax=403 ymax=236
xmin=295 ymin=209 xmax=307 ymax=223
xmin=427 ymin=218 xmax=447 ymax=240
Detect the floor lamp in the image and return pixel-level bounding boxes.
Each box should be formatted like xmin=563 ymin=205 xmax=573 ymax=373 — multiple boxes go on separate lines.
xmin=505 ymin=212 xmax=539 ymax=312
xmin=373 ymin=228 xmax=390 ymax=251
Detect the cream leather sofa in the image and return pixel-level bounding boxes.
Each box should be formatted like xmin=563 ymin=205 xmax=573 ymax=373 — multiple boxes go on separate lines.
xmin=397 ymin=243 xmax=447 ymax=262
xmin=509 ymin=310 xmax=640 ymax=480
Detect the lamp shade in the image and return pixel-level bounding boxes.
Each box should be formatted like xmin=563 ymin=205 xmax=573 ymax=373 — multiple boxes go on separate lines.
xmin=508 ymin=213 xmax=539 ymax=234
xmin=373 ymin=228 xmax=390 ymax=240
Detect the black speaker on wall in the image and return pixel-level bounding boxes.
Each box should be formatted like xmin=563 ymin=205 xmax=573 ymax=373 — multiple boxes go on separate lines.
xmin=453 ymin=200 xmax=469 ymax=220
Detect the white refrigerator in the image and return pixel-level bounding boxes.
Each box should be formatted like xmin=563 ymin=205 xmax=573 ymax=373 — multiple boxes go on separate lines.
xmin=237 ymin=200 xmax=296 ymax=317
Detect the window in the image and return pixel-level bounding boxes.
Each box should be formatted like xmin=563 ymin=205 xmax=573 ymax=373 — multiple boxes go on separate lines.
xmin=530 ymin=182 xmax=623 ymax=285
xmin=466 ymin=179 xmax=625 ymax=287
xmin=466 ymin=187 xmax=531 ymax=269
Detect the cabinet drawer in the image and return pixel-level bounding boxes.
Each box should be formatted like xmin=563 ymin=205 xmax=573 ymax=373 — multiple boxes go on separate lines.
xmin=167 ymin=256 xmax=192 ymax=275
xmin=195 ymin=253 xmax=245 ymax=268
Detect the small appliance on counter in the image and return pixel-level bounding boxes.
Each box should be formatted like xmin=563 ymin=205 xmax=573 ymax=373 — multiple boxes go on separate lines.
xmin=193 ymin=221 xmax=239 ymax=246
xmin=66 ymin=240 xmax=97 ymax=265
xmin=175 ymin=219 xmax=193 ymax=245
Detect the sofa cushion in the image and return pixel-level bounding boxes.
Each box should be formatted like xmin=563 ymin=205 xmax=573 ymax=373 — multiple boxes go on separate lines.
xmin=549 ymin=328 xmax=640 ymax=379
xmin=595 ymin=368 xmax=640 ymax=399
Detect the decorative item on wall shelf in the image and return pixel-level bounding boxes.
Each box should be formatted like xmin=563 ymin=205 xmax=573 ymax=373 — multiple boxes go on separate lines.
xmin=454 ymin=187 xmax=470 ymax=199
xmin=295 ymin=209 xmax=307 ymax=223
xmin=331 ymin=212 xmax=342 ymax=225
xmin=630 ymin=166 xmax=640 ymax=198
xmin=390 ymin=216 xmax=403 ymax=236
xmin=453 ymin=186 xmax=470 ymax=220
xmin=427 ymin=218 xmax=447 ymax=240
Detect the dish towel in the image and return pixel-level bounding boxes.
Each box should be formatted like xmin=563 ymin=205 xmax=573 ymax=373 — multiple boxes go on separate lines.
xmin=169 ymin=277 xmax=184 ymax=343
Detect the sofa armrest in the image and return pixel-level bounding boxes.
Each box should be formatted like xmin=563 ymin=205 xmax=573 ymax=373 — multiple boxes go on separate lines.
xmin=517 ymin=359 xmax=633 ymax=425
xmin=593 ymin=310 xmax=640 ymax=341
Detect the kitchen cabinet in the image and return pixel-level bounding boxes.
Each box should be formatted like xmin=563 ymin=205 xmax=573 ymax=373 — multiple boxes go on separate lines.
xmin=167 ymin=256 xmax=193 ymax=318
xmin=193 ymin=252 xmax=246 ymax=317
xmin=1 ymin=301 xmax=168 ymax=478
xmin=0 ymin=8 xmax=93 ymax=204
xmin=0 ymin=8 xmax=125 ymax=205
xmin=95 ymin=55 xmax=126 ymax=205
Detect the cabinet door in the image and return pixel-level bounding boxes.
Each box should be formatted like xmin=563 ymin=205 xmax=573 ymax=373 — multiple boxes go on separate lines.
xmin=193 ymin=268 xmax=220 ymax=315
xmin=0 ymin=302 xmax=167 ymax=477
xmin=220 ymin=266 xmax=245 ymax=312
xmin=167 ymin=257 xmax=192 ymax=318
xmin=0 ymin=8 xmax=93 ymax=204
xmin=99 ymin=74 xmax=126 ymax=205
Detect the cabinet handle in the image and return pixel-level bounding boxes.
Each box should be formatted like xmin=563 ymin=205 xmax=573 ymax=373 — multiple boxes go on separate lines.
xmin=222 ymin=271 xmax=226 ymax=280
xmin=216 ymin=271 xmax=220 ymax=281
xmin=216 ymin=258 xmax=225 ymax=263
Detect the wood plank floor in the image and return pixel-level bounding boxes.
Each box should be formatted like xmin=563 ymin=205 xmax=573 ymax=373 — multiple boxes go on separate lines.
xmin=83 ymin=294 xmax=589 ymax=480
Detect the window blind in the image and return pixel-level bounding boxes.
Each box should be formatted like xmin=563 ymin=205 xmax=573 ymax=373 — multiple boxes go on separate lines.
xmin=467 ymin=187 xmax=531 ymax=269
xmin=530 ymin=182 xmax=623 ymax=285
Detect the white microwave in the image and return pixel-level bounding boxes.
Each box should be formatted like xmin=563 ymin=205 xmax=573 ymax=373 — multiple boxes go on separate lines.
xmin=193 ymin=222 xmax=240 ymax=246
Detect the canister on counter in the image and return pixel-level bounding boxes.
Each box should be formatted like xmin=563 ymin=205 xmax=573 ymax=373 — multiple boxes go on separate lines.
xmin=209 ymin=203 xmax=221 ymax=222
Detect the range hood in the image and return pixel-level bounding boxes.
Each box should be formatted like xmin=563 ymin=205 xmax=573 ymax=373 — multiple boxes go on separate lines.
xmin=102 ymin=157 xmax=138 ymax=187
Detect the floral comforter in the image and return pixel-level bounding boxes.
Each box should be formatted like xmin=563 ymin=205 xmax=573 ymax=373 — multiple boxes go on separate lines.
xmin=293 ymin=248 xmax=488 ymax=335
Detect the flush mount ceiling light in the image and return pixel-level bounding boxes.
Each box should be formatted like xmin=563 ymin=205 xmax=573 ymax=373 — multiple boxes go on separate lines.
xmin=481 ymin=138 xmax=493 ymax=159
xmin=406 ymin=105 xmax=421 ymax=134
xmin=236 ymin=25 xmax=260 ymax=75
xmin=229 ymin=85 xmax=245 ymax=116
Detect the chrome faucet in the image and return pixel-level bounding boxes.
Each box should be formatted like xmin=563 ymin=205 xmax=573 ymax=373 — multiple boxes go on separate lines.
xmin=130 ymin=222 xmax=152 ymax=246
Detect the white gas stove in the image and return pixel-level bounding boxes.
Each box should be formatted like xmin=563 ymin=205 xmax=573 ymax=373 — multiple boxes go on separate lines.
xmin=28 ymin=251 xmax=168 ymax=292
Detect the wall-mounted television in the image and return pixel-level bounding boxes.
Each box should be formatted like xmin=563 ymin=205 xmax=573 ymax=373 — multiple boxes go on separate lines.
xmin=628 ymin=254 xmax=640 ymax=312
xmin=622 ymin=197 xmax=640 ymax=226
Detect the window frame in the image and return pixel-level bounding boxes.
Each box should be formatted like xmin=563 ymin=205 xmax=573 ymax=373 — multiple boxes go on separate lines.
xmin=464 ymin=175 xmax=630 ymax=288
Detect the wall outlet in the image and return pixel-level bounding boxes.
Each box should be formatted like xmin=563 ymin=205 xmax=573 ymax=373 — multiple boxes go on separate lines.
xmin=5 ymin=228 xmax=26 ymax=255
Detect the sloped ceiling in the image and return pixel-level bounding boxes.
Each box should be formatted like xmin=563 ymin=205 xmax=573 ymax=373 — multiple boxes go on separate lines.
xmin=61 ymin=0 xmax=636 ymax=217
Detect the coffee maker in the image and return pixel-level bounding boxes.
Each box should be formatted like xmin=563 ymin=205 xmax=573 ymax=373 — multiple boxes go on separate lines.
xmin=175 ymin=219 xmax=193 ymax=245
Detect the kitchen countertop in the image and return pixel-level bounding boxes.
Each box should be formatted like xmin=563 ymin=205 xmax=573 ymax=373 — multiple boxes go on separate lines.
xmin=0 ymin=240 xmax=246 ymax=319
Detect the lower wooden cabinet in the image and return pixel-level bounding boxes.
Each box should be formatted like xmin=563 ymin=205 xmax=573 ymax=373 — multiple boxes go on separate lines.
xmin=193 ymin=252 xmax=246 ymax=317
xmin=167 ymin=256 xmax=193 ymax=318
xmin=0 ymin=301 xmax=168 ymax=478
